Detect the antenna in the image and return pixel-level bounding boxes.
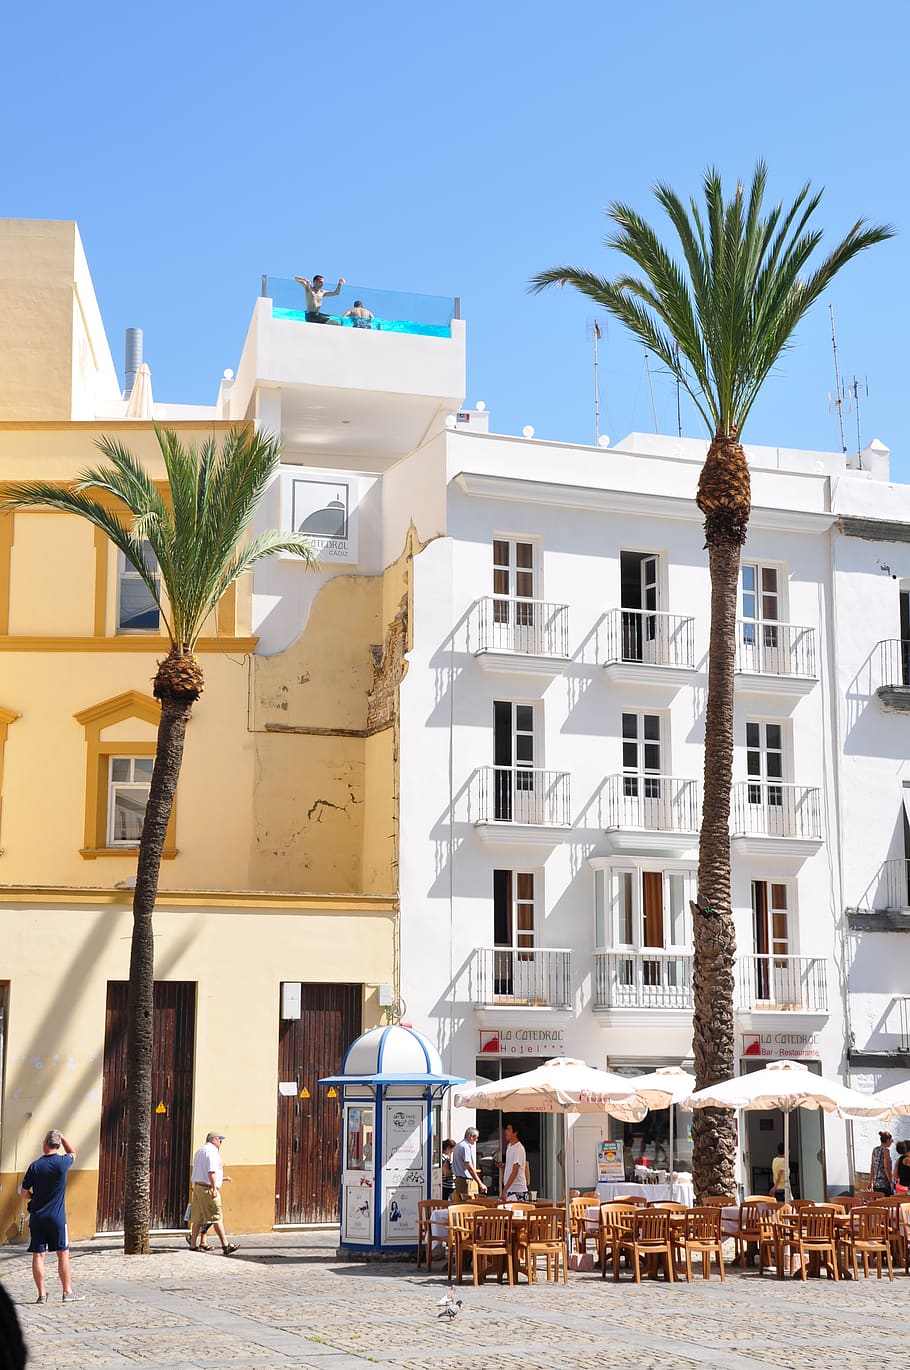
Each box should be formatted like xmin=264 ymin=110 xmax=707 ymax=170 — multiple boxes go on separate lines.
xmin=846 ymin=375 xmax=869 ymax=459
xmin=643 ymin=350 xmax=660 ymax=433
xmin=828 ymin=305 xmax=847 ymax=454
xmin=587 ymin=319 xmax=604 ymax=446
xmin=673 ymin=339 xmax=683 ymax=438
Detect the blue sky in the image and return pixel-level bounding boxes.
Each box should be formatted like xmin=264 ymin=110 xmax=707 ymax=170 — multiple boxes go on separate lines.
xmin=4 ymin=1 xmax=907 ymax=473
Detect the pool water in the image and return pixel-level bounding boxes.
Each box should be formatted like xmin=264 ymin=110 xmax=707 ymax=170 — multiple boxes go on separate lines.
xmin=272 ymin=306 xmax=450 ymax=339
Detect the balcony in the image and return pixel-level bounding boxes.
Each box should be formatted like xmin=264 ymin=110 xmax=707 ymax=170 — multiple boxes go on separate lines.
xmin=848 ymin=859 xmax=910 ymax=930
xmin=471 ymin=766 xmax=571 ymax=845
xmin=730 ymin=782 xmax=822 ymax=857
xmin=471 ymin=597 xmax=569 ymax=675
xmin=737 ymin=954 xmax=828 ymax=1017
xmin=876 ymin=640 xmax=910 ymax=711
xmin=734 ymin=621 xmax=817 ymax=696
xmin=602 ymin=609 xmax=696 ymax=687
xmin=593 ymin=950 xmax=693 ymax=1011
xmin=602 ymin=773 xmax=700 ymax=857
xmin=470 ymin=947 xmax=572 ymax=1016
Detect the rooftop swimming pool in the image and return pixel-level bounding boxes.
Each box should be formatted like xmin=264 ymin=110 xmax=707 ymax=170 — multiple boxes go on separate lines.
xmin=264 ymin=277 xmax=456 ymax=339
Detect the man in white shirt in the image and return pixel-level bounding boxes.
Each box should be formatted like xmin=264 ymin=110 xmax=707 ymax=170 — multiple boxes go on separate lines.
xmin=452 ymin=1127 xmax=487 ymax=1198
xmin=188 ymin=1132 xmax=238 ymax=1254
xmin=500 ymin=1121 xmax=529 ymax=1200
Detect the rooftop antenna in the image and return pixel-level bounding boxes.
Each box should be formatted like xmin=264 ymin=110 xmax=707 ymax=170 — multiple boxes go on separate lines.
xmin=587 ymin=318 xmax=605 ymax=445
xmin=846 ymin=375 xmax=869 ymax=460
xmin=673 ymin=339 xmax=683 ymax=438
xmin=643 ymin=350 xmax=660 ymax=433
xmin=827 ymin=305 xmax=847 ymax=454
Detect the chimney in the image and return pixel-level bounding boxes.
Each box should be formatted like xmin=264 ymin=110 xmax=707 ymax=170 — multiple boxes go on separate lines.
xmin=124 ymin=328 xmax=143 ymax=398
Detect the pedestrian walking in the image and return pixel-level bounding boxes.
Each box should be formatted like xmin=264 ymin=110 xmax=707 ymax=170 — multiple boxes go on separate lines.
xmin=19 ymin=1128 xmax=84 ymax=1303
xmin=187 ymin=1132 xmax=238 ymax=1254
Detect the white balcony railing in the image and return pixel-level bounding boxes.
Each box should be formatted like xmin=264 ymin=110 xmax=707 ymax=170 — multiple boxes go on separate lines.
xmin=857 ymin=859 xmax=910 ymax=912
xmin=603 ymin=774 xmax=700 ymax=832
xmin=593 ymin=950 xmax=693 ymax=1010
xmin=474 ymin=597 xmax=569 ymax=658
xmin=737 ymin=954 xmax=828 ymax=1013
xmin=603 ymin=609 xmax=695 ymax=669
xmin=730 ymin=782 xmax=821 ymax=840
xmin=877 ymin=640 xmax=910 ymax=689
xmin=472 ymin=766 xmax=571 ymax=827
xmin=471 ymin=947 xmax=572 ymax=1008
xmin=735 ymin=621 xmax=817 ymax=678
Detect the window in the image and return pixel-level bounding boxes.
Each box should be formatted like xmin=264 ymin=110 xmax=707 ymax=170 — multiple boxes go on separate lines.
xmin=622 ymin=712 xmax=662 ymax=799
xmin=594 ymin=867 xmax=693 ymax=950
xmin=620 ymin=551 xmax=660 ymax=661
xmin=118 ymin=543 xmax=159 ymax=632
xmin=746 ymin=720 xmax=784 ymax=806
xmin=492 ymin=538 xmax=537 ymax=647
xmin=900 ymin=589 xmax=910 ymax=686
xmin=493 ymin=700 xmax=536 ymax=821
xmin=107 ymin=756 xmax=153 ymax=845
xmin=752 ymin=880 xmax=792 ymax=1001
xmin=493 ymin=870 xmax=536 ymax=953
xmin=740 ymin=563 xmax=782 ymax=671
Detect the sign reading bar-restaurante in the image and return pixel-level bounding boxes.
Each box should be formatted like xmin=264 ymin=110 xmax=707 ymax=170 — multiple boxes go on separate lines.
xmin=741 ymin=1031 xmax=821 ymax=1060
xmin=479 ymin=1029 xmax=566 ymax=1058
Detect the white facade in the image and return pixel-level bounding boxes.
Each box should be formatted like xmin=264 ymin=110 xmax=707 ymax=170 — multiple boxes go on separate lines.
xmin=232 ymin=283 xmax=909 ymax=1200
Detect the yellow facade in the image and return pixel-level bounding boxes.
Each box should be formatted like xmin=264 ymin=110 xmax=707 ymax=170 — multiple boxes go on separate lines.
xmin=0 ymin=222 xmax=403 ymax=1240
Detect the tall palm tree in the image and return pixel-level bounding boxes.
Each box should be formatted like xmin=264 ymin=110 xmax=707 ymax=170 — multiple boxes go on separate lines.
xmin=2 ymin=426 xmax=313 ymax=1251
xmin=531 ymin=165 xmax=892 ymax=1195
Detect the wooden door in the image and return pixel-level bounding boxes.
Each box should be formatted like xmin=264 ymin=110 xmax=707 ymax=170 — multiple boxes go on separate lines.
xmin=97 ymin=981 xmax=196 ymax=1232
xmin=275 ymin=983 xmax=361 ymax=1225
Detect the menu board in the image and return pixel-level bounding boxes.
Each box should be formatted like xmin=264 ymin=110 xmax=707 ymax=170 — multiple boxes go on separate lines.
xmin=597 ymin=1140 xmax=625 ymax=1183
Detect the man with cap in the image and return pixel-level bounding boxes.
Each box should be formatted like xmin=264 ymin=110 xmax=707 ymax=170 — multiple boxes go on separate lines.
xmin=188 ymin=1132 xmax=238 ymax=1254
xmin=19 ymin=1128 xmax=84 ymax=1302
xmin=451 ymin=1126 xmax=487 ymax=1198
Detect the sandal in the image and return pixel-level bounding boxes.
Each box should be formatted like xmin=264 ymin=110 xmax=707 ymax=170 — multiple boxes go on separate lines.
xmin=222 ymin=1243 xmax=239 ymax=1256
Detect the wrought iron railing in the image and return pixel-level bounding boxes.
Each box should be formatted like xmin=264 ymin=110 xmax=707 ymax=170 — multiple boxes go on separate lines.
xmin=473 ymin=597 xmax=569 ymax=658
xmin=471 ymin=947 xmax=572 ymax=1008
xmin=603 ymin=609 xmax=696 ymax=669
xmin=603 ymin=774 xmax=700 ymax=832
xmin=856 ymin=858 xmax=910 ymax=912
xmin=593 ymin=950 xmax=693 ymax=1010
xmin=877 ymin=640 xmax=910 ymax=689
xmin=730 ymin=782 xmax=821 ymax=840
xmin=472 ymin=767 xmax=571 ymax=826
xmin=735 ymin=620 xmax=817 ymax=678
xmin=737 ymin=954 xmax=828 ymax=1013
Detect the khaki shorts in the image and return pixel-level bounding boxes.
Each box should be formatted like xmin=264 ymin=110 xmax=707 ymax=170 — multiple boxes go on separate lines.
xmin=190 ymin=1182 xmax=222 ymax=1225
xmin=453 ymin=1176 xmax=477 ymax=1198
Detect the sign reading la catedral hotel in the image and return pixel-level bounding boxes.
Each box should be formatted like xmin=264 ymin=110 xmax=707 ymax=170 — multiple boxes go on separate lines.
xmin=280 ymin=467 xmax=359 ymax=564
xmin=479 ymin=1029 xmax=566 ymax=1058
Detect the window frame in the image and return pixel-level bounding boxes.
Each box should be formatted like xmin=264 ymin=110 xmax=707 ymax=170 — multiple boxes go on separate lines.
xmin=116 ymin=544 xmax=161 ymax=634
xmin=106 ymin=755 xmax=155 ymax=847
xmin=594 ymin=864 xmax=695 ymax=951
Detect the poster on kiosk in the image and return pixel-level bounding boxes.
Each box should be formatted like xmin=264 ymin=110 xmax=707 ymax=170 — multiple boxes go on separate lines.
xmin=381 ymin=1101 xmax=426 ymax=1245
xmin=341 ymin=1104 xmax=375 ymax=1245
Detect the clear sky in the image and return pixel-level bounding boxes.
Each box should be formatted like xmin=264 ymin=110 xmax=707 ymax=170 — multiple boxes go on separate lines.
xmin=4 ymin=1 xmax=907 ymax=474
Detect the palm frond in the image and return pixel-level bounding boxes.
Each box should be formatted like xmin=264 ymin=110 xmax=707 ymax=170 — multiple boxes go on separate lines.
xmin=531 ymin=164 xmax=894 ymax=439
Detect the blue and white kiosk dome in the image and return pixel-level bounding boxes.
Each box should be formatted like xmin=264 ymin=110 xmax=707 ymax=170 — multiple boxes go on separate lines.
xmin=320 ymin=1025 xmax=464 ymax=1255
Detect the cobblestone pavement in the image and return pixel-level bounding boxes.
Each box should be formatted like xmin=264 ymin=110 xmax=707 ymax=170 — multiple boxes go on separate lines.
xmin=2 ymin=1232 xmax=909 ymax=1370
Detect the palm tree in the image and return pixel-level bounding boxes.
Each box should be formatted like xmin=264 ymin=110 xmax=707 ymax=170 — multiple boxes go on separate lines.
xmin=531 ymin=165 xmax=892 ymax=1196
xmin=2 ymin=426 xmax=313 ymax=1251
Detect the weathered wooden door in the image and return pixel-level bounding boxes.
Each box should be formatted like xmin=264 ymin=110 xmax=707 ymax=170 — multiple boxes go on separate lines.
xmin=97 ymin=981 xmax=196 ymax=1232
xmin=275 ymin=983 xmax=361 ymax=1225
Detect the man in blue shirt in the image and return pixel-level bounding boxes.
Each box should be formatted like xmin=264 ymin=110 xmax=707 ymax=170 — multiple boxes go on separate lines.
xmin=20 ymin=1128 xmax=84 ymax=1303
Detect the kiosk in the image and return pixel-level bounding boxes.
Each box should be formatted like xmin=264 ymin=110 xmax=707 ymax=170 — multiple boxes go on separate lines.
xmin=320 ymin=1024 xmax=464 ymax=1256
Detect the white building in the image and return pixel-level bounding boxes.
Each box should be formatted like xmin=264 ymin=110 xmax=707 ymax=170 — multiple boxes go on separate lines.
xmin=179 ymin=273 xmax=910 ymax=1202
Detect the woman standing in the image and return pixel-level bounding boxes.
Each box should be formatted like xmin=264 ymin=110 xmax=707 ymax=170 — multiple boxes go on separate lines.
xmin=894 ymin=1140 xmax=910 ymax=1192
xmin=870 ymin=1130 xmax=894 ymax=1196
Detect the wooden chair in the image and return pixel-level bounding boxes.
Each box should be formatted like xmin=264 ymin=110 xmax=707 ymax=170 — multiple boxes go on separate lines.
xmin=842 ymin=1205 xmax=894 ymax=1280
xmin=699 ymin=1194 xmax=736 ymax=1207
xmin=597 ymin=1203 xmax=637 ymax=1279
xmin=570 ymin=1196 xmax=593 ymax=1254
xmin=463 ymin=1210 xmax=515 ymax=1286
xmin=615 ymin=1209 xmax=675 ymax=1283
xmin=447 ymin=1204 xmax=482 ymax=1283
xmin=757 ymin=1205 xmax=792 ymax=1279
xmin=650 ymin=1200 xmax=688 ymax=1212
xmin=735 ymin=1198 xmax=778 ymax=1268
xmin=779 ymin=1208 xmax=839 ymax=1281
xmin=674 ymin=1207 xmax=726 ymax=1282
xmin=868 ymin=1195 xmax=910 ymax=1264
xmin=416 ymin=1199 xmax=439 ymax=1270
xmin=516 ymin=1209 xmax=566 ymax=1284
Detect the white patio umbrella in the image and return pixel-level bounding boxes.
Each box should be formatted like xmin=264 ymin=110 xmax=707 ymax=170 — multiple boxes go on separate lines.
xmin=626 ymin=1066 xmax=696 ymax=1200
xmin=125 ymin=362 xmax=155 ymax=418
xmin=681 ymin=1059 xmax=888 ymax=1202
xmin=871 ymin=1077 xmax=910 ymax=1121
xmin=454 ymin=1057 xmax=647 ymax=1265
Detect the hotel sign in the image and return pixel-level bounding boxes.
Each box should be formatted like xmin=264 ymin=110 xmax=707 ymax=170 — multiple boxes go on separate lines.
xmin=741 ymin=1031 xmax=821 ymax=1060
xmin=478 ymin=1029 xmax=566 ymax=1058
xmin=280 ymin=468 xmax=358 ymax=564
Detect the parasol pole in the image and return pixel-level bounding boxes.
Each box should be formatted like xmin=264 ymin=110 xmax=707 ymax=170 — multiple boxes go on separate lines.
xmin=668 ymin=1101 xmax=675 ymax=1202
xmin=783 ymin=1108 xmax=792 ymax=1204
xmin=562 ymin=1112 xmax=570 ymax=1282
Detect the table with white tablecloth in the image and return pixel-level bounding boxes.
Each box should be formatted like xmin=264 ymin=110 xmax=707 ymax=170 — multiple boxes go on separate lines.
xmin=595 ymin=1181 xmax=695 ymax=1206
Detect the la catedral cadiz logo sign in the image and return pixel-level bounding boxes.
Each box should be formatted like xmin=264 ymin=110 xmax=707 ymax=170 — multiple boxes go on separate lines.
xmin=280 ymin=469 xmax=359 ymax=564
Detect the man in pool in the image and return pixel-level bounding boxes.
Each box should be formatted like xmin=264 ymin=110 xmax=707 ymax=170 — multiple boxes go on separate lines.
xmin=294 ymin=273 xmax=345 ymax=323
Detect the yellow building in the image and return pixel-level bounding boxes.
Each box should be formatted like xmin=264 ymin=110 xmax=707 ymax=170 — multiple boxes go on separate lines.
xmin=0 ymin=221 xmax=445 ymax=1240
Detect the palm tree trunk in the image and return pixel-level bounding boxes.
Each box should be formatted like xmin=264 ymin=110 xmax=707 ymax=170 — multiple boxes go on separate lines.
xmin=123 ymin=694 xmax=194 ymax=1255
xmin=691 ymin=533 xmax=740 ymax=1199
